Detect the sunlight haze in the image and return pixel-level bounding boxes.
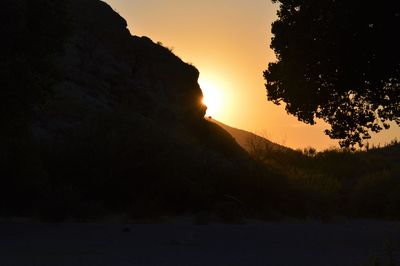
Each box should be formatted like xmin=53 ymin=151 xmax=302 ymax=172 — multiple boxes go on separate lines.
xmin=104 ymin=0 xmax=399 ymax=150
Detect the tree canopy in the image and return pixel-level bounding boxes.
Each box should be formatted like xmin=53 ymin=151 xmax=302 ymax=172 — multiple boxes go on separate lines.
xmin=264 ymin=0 xmax=400 ymax=148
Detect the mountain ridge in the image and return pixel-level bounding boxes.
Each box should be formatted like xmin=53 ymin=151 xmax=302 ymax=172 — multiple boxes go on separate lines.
xmin=206 ymin=117 xmax=294 ymax=154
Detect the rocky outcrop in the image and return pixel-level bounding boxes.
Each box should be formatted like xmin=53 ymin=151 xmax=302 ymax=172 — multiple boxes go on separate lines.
xmin=1 ymin=0 xmax=255 ymax=218
xmin=35 ymin=0 xmax=206 ymax=136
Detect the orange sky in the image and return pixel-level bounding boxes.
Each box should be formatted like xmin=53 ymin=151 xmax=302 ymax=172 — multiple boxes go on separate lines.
xmin=104 ymin=0 xmax=399 ymax=150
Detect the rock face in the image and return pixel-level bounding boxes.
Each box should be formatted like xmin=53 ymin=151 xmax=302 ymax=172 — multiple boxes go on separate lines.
xmin=1 ymin=0 xmax=254 ymax=218
xmin=37 ymin=0 xmax=206 ymax=135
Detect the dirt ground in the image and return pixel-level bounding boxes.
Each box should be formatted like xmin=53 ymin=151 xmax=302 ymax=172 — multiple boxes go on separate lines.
xmin=0 ymin=218 xmax=399 ymax=266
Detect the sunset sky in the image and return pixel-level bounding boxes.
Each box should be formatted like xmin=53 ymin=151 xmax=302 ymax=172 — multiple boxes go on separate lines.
xmin=104 ymin=0 xmax=399 ymax=150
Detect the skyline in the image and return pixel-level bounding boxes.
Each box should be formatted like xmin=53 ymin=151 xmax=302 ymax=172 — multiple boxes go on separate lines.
xmin=104 ymin=0 xmax=399 ymax=150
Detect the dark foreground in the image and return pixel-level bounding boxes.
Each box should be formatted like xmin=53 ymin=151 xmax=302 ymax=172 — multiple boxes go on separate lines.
xmin=0 ymin=218 xmax=399 ymax=266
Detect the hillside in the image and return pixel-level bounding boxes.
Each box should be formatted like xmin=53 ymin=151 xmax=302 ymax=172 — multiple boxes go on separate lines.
xmin=1 ymin=0 xmax=278 ymax=221
xmin=207 ymin=118 xmax=293 ymax=153
xmin=209 ymin=119 xmax=400 ymax=219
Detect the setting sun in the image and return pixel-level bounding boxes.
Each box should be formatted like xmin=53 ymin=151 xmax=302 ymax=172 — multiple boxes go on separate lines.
xmin=104 ymin=0 xmax=399 ymax=150
xmin=199 ymin=79 xmax=222 ymax=118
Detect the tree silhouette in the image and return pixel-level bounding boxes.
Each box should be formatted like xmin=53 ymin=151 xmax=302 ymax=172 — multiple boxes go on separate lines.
xmin=264 ymin=0 xmax=400 ymax=148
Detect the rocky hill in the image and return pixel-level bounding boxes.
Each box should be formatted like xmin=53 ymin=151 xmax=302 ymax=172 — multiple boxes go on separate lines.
xmin=1 ymin=0 xmax=285 ymax=220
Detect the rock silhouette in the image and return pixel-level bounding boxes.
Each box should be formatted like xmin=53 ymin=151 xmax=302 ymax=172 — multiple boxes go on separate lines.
xmin=0 ymin=0 xmax=254 ymax=220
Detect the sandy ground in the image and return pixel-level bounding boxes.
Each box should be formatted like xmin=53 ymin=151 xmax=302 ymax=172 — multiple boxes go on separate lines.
xmin=0 ymin=218 xmax=399 ymax=266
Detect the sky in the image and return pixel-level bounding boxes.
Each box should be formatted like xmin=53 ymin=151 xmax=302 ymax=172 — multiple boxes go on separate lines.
xmin=103 ymin=0 xmax=399 ymax=150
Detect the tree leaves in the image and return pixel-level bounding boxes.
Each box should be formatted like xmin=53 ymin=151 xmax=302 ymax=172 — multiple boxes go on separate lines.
xmin=265 ymin=0 xmax=400 ymax=148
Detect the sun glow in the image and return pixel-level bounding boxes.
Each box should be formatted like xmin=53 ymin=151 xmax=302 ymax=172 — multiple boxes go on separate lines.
xmin=199 ymin=79 xmax=222 ymax=118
